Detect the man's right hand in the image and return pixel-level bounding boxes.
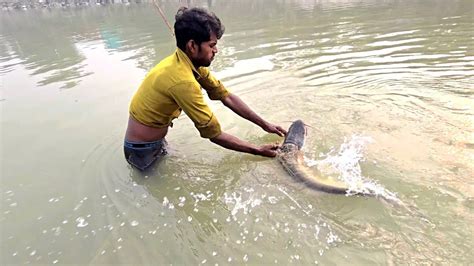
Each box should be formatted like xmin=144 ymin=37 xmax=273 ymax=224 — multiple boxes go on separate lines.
xmin=257 ymin=143 xmax=280 ymax=157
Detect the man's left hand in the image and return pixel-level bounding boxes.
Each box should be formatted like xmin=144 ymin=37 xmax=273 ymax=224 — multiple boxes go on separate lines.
xmin=262 ymin=122 xmax=287 ymax=137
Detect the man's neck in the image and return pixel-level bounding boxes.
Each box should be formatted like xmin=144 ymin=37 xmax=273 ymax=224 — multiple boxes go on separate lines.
xmin=182 ymin=47 xmax=201 ymax=69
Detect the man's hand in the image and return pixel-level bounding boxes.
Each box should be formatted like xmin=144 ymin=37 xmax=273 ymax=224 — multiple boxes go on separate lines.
xmin=262 ymin=122 xmax=287 ymax=137
xmin=257 ymin=143 xmax=280 ymax=157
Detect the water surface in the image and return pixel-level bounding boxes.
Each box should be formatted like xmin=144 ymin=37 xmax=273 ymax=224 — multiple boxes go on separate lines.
xmin=1 ymin=0 xmax=473 ymax=264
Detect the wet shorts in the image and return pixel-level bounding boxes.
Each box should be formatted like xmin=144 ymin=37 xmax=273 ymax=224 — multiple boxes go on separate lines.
xmin=124 ymin=139 xmax=167 ymax=171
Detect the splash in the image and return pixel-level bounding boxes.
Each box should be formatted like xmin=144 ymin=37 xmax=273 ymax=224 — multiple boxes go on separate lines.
xmin=223 ymin=189 xmax=263 ymax=218
xmin=304 ymin=135 xmax=400 ymax=202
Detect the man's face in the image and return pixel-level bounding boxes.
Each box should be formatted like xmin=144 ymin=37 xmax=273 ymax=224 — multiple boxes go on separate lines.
xmin=193 ymin=33 xmax=218 ymax=67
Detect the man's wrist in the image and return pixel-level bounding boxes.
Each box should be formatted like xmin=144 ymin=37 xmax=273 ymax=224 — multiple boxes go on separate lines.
xmin=258 ymin=120 xmax=269 ymax=130
xmin=250 ymin=146 xmax=262 ymax=155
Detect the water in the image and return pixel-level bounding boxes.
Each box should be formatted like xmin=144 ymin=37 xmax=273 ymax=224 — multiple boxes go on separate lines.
xmin=1 ymin=0 xmax=473 ymax=264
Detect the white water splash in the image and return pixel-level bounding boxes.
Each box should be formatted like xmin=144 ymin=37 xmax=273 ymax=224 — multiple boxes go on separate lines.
xmin=75 ymin=217 xmax=88 ymax=228
xmin=223 ymin=190 xmax=262 ymax=217
xmin=304 ymin=135 xmax=400 ymax=202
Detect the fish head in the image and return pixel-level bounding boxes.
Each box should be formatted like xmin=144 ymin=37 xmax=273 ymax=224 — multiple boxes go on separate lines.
xmin=283 ymin=119 xmax=305 ymax=150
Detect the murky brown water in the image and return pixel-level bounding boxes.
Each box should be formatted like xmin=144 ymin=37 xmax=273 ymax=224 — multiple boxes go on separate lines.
xmin=1 ymin=0 xmax=473 ymax=264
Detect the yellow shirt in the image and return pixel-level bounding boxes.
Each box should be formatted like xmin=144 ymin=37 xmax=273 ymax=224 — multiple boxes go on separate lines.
xmin=129 ymin=48 xmax=230 ymax=139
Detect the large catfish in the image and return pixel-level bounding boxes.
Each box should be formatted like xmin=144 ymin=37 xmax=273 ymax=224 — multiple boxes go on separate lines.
xmin=277 ymin=120 xmax=350 ymax=194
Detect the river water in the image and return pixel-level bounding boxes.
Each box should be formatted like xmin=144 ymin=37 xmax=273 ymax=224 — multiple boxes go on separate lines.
xmin=1 ymin=0 xmax=473 ymax=264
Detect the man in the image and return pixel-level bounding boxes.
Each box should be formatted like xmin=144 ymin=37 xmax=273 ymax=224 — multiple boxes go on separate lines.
xmin=124 ymin=7 xmax=286 ymax=170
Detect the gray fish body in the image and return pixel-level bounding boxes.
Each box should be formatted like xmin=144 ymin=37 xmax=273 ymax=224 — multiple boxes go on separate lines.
xmin=278 ymin=120 xmax=349 ymax=194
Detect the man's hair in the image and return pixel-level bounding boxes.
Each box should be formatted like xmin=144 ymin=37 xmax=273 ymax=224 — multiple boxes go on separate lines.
xmin=174 ymin=7 xmax=225 ymax=51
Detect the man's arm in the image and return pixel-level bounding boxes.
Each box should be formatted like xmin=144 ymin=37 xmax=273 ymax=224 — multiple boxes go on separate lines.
xmin=221 ymin=93 xmax=287 ymax=136
xmin=169 ymin=83 xmax=279 ymax=157
xmin=210 ymin=132 xmax=279 ymax=157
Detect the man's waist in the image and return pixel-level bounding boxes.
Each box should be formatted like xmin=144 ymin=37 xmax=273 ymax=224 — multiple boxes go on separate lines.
xmin=124 ymin=139 xmax=165 ymax=148
xmin=125 ymin=115 xmax=170 ymax=142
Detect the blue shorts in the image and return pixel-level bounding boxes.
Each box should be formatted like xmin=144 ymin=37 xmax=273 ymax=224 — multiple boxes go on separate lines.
xmin=123 ymin=139 xmax=167 ymax=171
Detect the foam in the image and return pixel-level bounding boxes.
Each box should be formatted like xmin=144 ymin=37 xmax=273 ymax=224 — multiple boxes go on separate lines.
xmin=304 ymin=135 xmax=400 ymax=202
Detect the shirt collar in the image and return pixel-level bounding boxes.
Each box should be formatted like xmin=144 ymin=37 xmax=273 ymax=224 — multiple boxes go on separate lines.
xmin=176 ymin=48 xmax=202 ymax=79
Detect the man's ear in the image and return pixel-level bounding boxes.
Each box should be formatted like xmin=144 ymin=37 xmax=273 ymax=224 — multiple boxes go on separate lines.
xmin=186 ymin=39 xmax=198 ymax=56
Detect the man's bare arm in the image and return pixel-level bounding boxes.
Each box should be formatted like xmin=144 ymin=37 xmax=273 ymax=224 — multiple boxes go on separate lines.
xmin=221 ymin=93 xmax=287 ymax=136
xmin=210 ymin=132 xmax=279 ymax=157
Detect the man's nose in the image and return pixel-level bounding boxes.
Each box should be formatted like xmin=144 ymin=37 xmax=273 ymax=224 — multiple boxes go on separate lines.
xmin=213 ymin=46 xmax=218 ymax=53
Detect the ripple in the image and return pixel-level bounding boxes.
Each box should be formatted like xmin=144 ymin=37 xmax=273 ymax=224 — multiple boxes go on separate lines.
xmin=367 ymin=38 xmax=426 ymax=47
xmin=375 ymin=30 xmax=420 ymax=39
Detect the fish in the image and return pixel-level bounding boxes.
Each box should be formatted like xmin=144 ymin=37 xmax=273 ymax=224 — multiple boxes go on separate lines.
xmin=276 ymin=122 xmax=431 ymax=222
xmin=277 ymin=120 xmax=350 ymax=194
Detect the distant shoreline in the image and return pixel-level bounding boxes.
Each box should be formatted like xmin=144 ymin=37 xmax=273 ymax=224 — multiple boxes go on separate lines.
xmin=1 ymin=0 xmax=150 ymax=11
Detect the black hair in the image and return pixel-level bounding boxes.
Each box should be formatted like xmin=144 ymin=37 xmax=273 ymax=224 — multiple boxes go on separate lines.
xmin=174 ymin=7 xmax=225 ymax=51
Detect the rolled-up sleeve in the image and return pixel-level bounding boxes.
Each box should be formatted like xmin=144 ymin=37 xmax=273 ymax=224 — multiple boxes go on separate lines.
xmin=197 ymin=67 xmax=230 ymax=100
xmin=168 ymin=82 xmax=222 ymax=139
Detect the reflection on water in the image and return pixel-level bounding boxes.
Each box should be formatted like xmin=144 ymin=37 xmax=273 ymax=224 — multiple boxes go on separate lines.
xmin=1 ymin=0 xmax=473 ymax=264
